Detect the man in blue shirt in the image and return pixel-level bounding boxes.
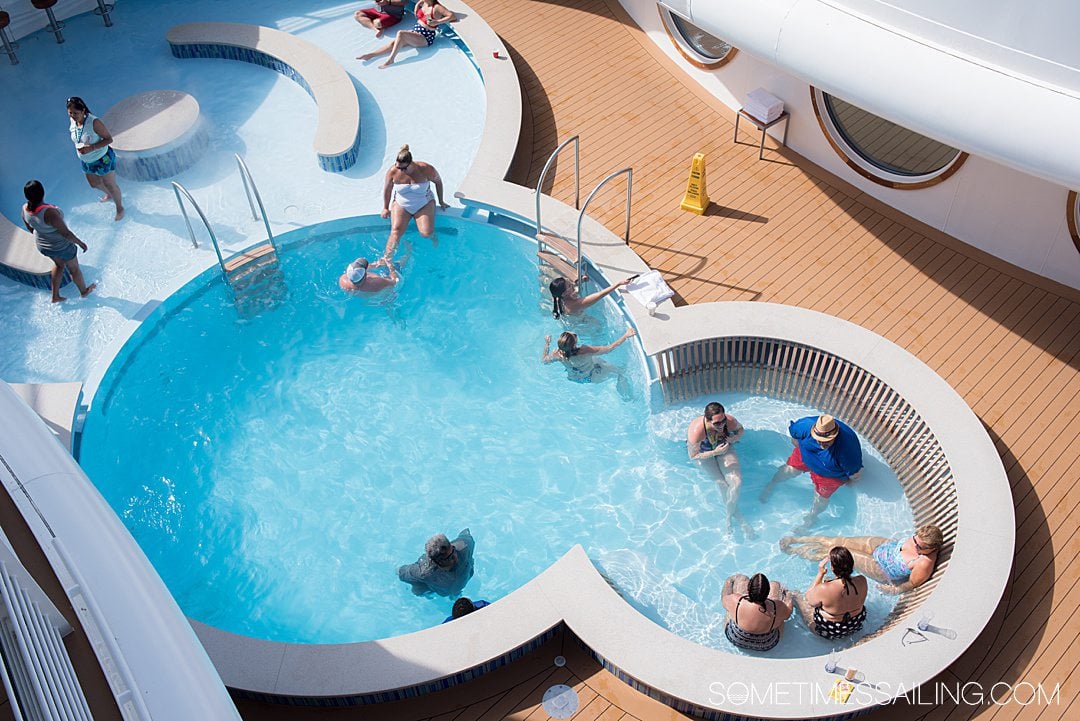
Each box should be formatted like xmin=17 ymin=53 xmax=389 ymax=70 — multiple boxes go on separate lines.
xmin=760 ymin=415 xmax=862 ymax=531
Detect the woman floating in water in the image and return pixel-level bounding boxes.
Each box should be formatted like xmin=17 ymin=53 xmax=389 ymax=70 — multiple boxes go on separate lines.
xmin=780 ymin=524 xmax=944 ymax=594
xmin=549 ymin=274 xmax=633 ymax=319
xmin=791 ymin=546 xmax=868 ymax=640
xmin=357 ymin=0 xmax=455 ymax=68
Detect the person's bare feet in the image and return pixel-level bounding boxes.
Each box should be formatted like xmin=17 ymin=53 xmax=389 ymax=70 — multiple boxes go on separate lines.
xmin=357 ymin=52 xmax=379 ymax=61
xmin=51 ymin=295 xmax=66 ymax=303
xmin=98 ymin=194 xmax=112 ymax=203
xmin=375 ymin=23 xmax=385 ymax=38
xmin=378 ymin=59 xmax=395 ymax=69
xmin=80 ymin=282 xmax=97 ymax=298
xmin=778 ymin=536 xmax=796 ymax=553
xmin=115 ymin=207 xmax=125 ymax=221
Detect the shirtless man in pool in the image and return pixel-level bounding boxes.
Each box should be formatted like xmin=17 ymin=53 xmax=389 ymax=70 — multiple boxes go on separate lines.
xmin=380 ymin=144 xmax=448 ymax=262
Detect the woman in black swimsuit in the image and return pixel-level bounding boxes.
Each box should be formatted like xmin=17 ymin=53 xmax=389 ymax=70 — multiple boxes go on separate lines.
xmin=792 ymin=546 xmax=868 ymax=640
xmin=721 ymin=572 xmax=793 ymax=652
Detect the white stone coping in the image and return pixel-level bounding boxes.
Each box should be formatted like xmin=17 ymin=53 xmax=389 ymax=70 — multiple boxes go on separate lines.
xmin=165 ymin=22 xmax=360 ymax=161
xmin=9 ymin=382 xmax=82 ymax=452
xmin=103 ymin=90 xmax=201 ymax=153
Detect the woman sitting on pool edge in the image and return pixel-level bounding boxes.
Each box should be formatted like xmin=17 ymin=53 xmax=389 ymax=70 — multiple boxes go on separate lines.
xmin=721 ymin=572 xmax=793 ymax=652
xmin=549 ymin=274 xmax=633 ymax=319
xmin=791 ymin=546 xmax=867 ymax=640
xmin=780 ymin=524 xmax=944 ymax=594
xmin=338 ymin=256 xmax=399 ymax=292
xmin=357 ymin=0 xmax=455 ymax=68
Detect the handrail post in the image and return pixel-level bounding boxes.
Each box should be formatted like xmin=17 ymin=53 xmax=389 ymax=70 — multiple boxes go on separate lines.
xmin=171 ymin=181 xmax=227 ymax=277
xmin=576 ymin=167 xmax=634 ymax=280
xmin=534 ymin=135 xmax=580 ymax=234
xmin=235 ymin=154 xmax=276 ymax=250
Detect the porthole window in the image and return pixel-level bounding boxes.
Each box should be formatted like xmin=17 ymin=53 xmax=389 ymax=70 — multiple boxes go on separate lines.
xmin=658 ymin=6 xmax=736 ymax=69
xmin=1067 ymin=191 xmax=1080 ymax=255
xmin=811 ymin=88 xmax=967 ymax=189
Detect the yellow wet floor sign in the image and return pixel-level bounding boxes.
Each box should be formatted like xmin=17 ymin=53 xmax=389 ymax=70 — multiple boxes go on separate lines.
xmin=680 ymin=152 xmax=710 ymax=214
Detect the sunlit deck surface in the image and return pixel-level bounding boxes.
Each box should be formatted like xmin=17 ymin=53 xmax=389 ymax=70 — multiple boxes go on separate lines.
xmin=310 ymin=0 xmax=1073 ymax=719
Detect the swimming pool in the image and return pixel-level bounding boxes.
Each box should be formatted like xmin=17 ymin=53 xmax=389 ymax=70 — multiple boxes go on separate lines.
xmin=0 ymin=0 xmax=483 ymax=383
xmin=78 ymin=214 xmax=910 ymax=656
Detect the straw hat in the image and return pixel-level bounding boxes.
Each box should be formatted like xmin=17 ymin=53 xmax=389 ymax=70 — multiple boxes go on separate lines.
xmin=811 ymin=414 xmax=840 ymax=442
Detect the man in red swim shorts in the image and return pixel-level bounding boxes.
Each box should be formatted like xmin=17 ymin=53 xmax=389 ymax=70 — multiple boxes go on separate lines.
xmin=760 ymin=414 xmax=863 ymax=532
xmin=355 ymin=0 xmax=406 ymax=38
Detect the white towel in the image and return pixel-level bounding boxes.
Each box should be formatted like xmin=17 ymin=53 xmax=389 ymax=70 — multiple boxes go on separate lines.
xmin=626 ymin=270 xmax=674 ymax=307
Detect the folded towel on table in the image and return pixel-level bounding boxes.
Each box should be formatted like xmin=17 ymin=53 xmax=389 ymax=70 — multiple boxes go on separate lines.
xmin=626 ymin=270 xmax=674 ymax=307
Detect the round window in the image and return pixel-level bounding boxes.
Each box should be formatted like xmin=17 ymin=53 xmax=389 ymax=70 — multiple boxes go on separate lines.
xmin=659 ymin=6 xmax=736 ymax=69
xmin=812 ymin=89 xmax=967 ymax=188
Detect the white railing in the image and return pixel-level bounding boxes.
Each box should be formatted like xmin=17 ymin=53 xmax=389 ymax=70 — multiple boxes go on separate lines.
xmin=0 ymin=560 xmax=92 ymax=721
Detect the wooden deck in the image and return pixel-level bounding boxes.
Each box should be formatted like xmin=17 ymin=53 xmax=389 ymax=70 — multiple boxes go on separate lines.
xmin=331 ymin=0 xmax=1074 ymax=719
xmin=234 ymin=627 xmax=691 ymax=721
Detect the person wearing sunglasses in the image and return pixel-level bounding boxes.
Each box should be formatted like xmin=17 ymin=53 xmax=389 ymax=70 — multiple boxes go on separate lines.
xmin=397 ymin=528 xmax=475 ymax=597
xmin=686 ymin=402 xmax=751 ymax=536
xmin=780 ymin=524 xmax=944 ymax=594
xmin=379 ymin=144 xmax=448 ymax=262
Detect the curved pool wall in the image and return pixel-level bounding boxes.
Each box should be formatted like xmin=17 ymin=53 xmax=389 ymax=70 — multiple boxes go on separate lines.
xmin=0 ymin=2 xmax=1015 ymax=720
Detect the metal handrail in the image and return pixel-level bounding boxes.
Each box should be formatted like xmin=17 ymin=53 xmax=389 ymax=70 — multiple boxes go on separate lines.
xmin=235 ymin=154 xmax=276 ymax=251
xmin=534 ymin=135 xmax=580 ymax=235
xmin=171 ymin=182 xmax=226 ymax=277
xmin=576 ymin=168 xmax=633 ymax=276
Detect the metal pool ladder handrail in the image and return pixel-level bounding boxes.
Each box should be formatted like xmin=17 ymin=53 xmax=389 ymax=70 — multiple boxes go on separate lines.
xmin=578 ymin=167 xmax=633 ymax=248
xmin=171 ymin=181 xmax=227 ymax=276
xmin=235 ymin=154 xmax=276 ymax=251
xmin=534 ymin=135 xmax=580 ymax=235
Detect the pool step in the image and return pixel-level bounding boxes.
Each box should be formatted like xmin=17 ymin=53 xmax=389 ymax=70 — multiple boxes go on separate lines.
xmin=225 ymin=242 xmax=287 ymax=317
xmin=536 ymin=231 xmax=579 ymax=263
xmin=537 ymin=231 xmax=579 ymax=281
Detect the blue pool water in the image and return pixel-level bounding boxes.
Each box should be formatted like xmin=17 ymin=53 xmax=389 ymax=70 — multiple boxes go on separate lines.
xmin=79 ymin=216 xmax=911 ymax=656
xmin=0 ymin=0 xmax=483 ymax=383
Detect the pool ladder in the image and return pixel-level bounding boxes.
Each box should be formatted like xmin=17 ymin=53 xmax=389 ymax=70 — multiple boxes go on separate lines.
xmin=172 ymin=155 xmax=287 ymax=314
xmin=534 ymin=136 xmax=633 ymax=289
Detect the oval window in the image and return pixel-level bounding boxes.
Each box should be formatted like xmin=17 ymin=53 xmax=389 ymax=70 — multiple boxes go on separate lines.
xmin=812 ymin=89 xmax=967 ymax=188
xmin=659 ymin=6 xmax=736 ymax=69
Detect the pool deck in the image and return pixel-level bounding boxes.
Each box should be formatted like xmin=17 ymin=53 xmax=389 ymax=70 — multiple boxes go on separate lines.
xmin=425 ymin=0 xmax=1079 ymax=720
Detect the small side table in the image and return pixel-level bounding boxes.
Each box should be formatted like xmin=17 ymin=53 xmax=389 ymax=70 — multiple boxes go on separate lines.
xmin=734 ymin=109 xmax=790 ymax=160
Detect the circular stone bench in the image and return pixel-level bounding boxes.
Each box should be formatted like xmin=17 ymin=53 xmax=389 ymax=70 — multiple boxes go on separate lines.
xmin=165 ymin=22 xmax=361 ymax=172
xmin=102 ymin=90 xmax=209 ymax=181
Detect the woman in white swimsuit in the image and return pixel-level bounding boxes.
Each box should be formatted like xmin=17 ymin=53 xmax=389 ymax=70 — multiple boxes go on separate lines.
xmin=380 ymin=144 xmax=448 ymax=261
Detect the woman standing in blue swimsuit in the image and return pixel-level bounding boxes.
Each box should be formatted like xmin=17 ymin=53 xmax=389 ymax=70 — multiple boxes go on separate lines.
xmin=780 ymin=524 xmax=944 ymax=593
